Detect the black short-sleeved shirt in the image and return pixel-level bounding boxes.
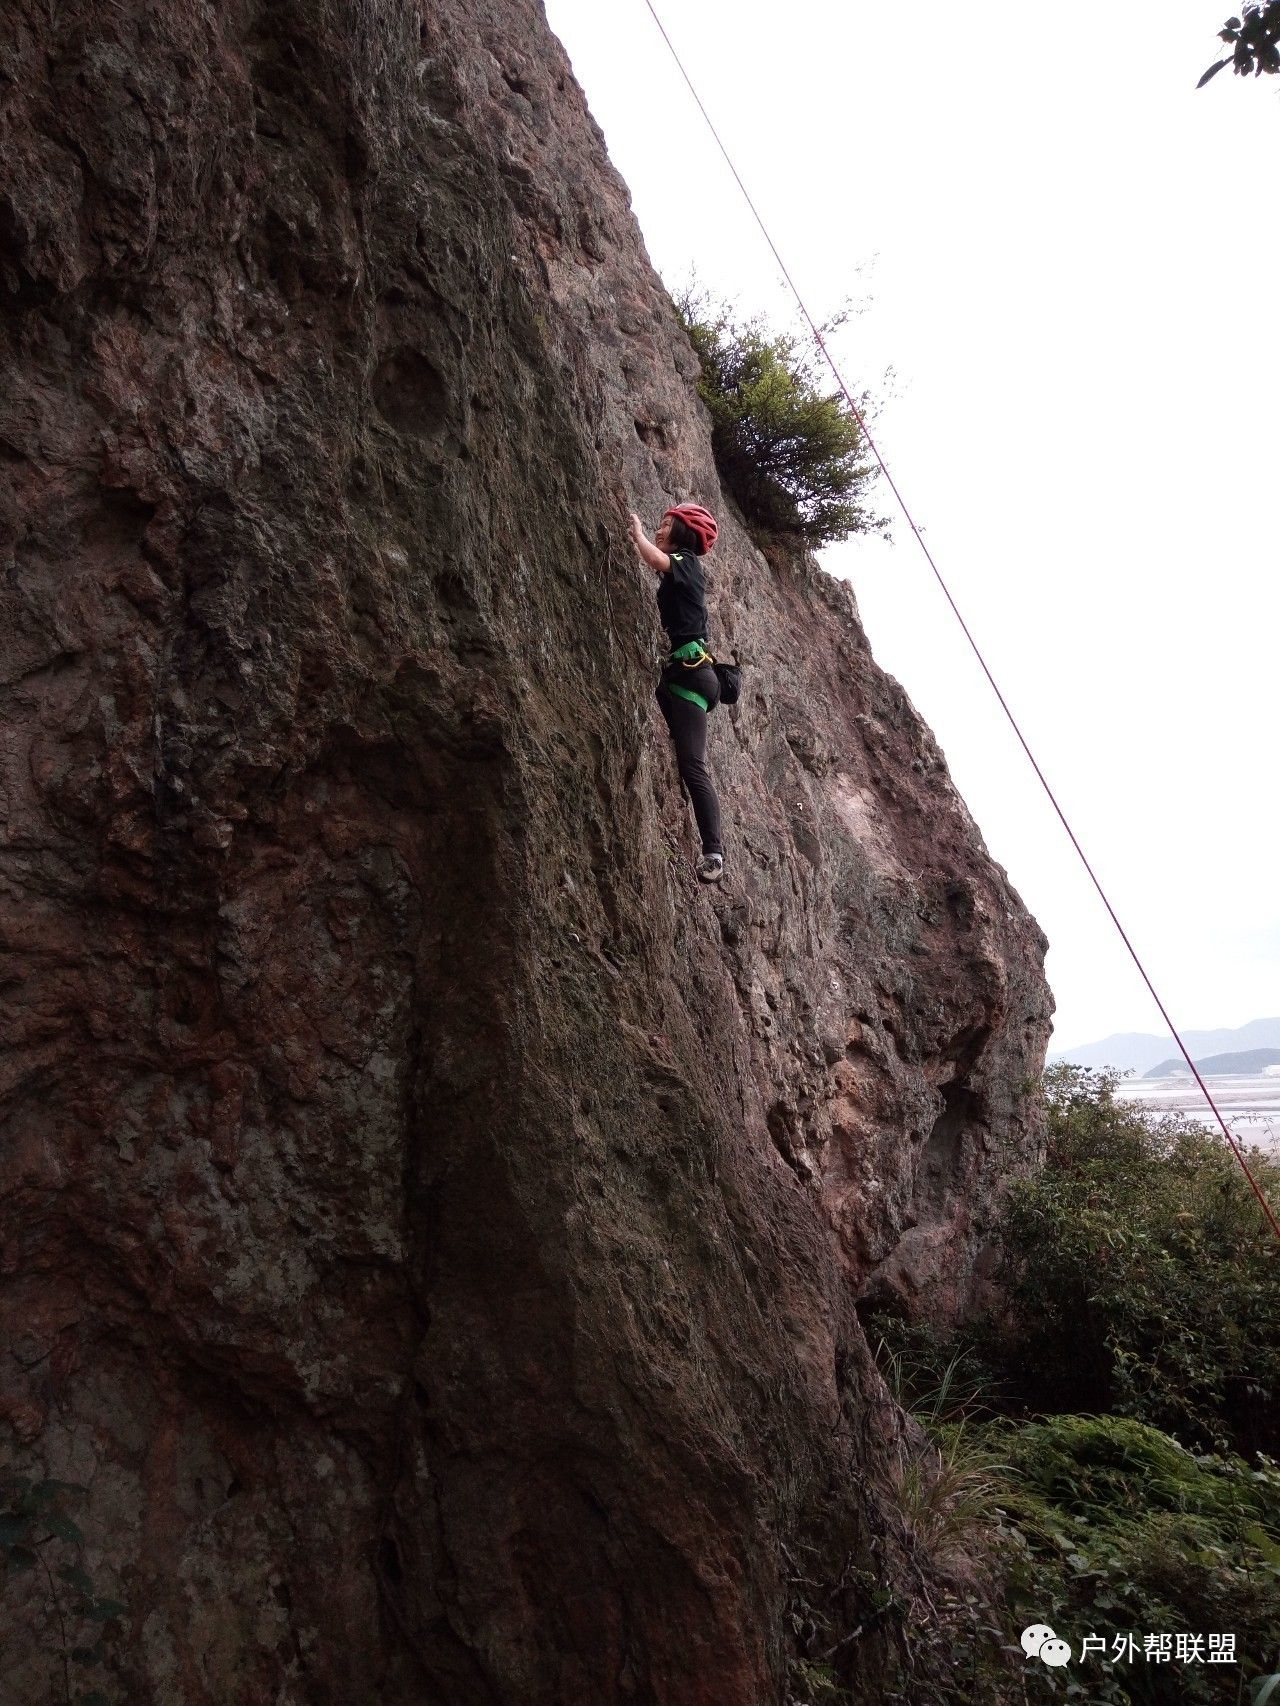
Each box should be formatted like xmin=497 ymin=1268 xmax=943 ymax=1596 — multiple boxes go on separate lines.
xmin=656 ymin=550 xmax=709 ymax=648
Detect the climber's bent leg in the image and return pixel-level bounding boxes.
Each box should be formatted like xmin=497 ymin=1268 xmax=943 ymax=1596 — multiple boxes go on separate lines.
xmin=657 ymin=685 xmax=723 ymax=858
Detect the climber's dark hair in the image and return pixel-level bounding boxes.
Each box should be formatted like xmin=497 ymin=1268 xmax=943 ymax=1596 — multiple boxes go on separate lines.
xmin=667 ymin=514 xmax=704 ymax=556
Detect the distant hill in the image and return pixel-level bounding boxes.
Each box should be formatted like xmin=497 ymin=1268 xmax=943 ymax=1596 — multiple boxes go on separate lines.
xmin=1143 ymin=1047 xmax=1280 ymax=1080
xmin=1050 ymin=1018 xmax=1280 ymax=1075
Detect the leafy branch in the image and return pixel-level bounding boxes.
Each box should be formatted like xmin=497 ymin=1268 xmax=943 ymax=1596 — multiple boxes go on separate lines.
xmin=1 ymin=1472 xmax=124 ymax=1706
xmin=1199 ymin=2 xmax=1280 ymax=85
xmin=672 ymin=286 xmax=885 ymax=548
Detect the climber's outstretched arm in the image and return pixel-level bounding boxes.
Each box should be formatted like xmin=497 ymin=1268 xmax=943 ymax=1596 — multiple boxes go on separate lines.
xmin=630 ymin=511 xmax=671 ymax=574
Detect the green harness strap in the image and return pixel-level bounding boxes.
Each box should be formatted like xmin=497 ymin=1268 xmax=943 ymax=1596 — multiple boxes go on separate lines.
xmin=666 ymin=682 xmax=709 ymax=712
xmin=665 ymin=637 xmax=713 ymax=712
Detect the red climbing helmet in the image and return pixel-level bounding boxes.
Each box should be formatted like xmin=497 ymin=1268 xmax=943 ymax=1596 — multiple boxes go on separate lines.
xmin=663 ymin=503 xmax=719 ymax=554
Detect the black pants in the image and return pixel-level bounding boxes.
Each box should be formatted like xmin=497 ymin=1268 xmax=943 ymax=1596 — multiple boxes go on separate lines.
xmin=657 ymin=672 xmax=723 ymax=857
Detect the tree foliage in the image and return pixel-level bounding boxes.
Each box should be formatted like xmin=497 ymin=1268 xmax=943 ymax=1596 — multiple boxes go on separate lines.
xmin=983 ymin=1415 xmax=1280 ymax=1705
xmin=1 ymin=1472 xmax=123 ymax=1704
xmin=1199 ymin=2 xmax=1280 ymax=85
xmin=993 ymin=1064 xmax=1280 ymax=1454
xmin=861 ymin=1071 xmax=1280 ymax=1701
xmin=673 ymin=289 xmax=883 ymax=548
xmin=869 ymin=1332 xmax=1280 ymax=1705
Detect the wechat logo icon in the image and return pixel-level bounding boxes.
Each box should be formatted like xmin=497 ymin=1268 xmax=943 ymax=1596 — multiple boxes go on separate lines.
xmin=1022 ymin=1624 xmax=1072 ymax=1667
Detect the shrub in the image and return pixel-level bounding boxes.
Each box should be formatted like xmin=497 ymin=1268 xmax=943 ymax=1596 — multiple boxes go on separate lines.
xmin=992 ymin=1064 xmax=1280 ymax=1454
xmin=0 ymin=1471 xmax=124 ymax=1705
xmin=1199 ymin=2 xmax=1280 ymax=85
xmin=860 ymin=1072 xmax=1280 ymax=1702
xmin=871 ymin=1336 xmax=1280 ymax=1706
xmin=982 ymin=1414 xmax=1280 ymax=1705
xmin=673 ymin=288 xmax=883 ymax=547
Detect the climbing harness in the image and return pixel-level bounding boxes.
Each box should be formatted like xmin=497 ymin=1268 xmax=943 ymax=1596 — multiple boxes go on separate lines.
xmin=664 ymin=637 xmax=715 ymax=712
xmin=666 ymin=682 xmax=710 ymax=711
xmin=638 ymin=0 xmax=1280 ymax=1246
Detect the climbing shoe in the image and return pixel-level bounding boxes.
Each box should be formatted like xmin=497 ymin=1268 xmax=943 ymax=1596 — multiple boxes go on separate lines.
xmin=697 ymin=853 xmax=724 ymax=883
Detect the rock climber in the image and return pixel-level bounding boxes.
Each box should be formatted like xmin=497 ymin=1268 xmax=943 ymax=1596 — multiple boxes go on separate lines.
xmin=629 ymin=502 xmax=725 ymax=883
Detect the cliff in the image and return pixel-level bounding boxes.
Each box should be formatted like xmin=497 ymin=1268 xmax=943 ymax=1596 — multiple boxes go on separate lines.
xmin=0 ymin=0 xmax=1052 ymax=1699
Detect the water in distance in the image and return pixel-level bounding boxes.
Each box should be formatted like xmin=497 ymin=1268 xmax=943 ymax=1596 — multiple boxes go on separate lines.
xmin=1113 ymin=1070 xmax=1280 ymax=1156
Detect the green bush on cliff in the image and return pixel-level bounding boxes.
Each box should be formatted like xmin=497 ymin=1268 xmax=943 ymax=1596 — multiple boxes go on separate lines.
xmin=868 ymin=1363 xmax=1280 ymax=1704
xmin=673 ymin=288 xmax=882 ymax=547
xmin=872 ymin=1066 xmax=1280 ymax=1457
xmin=981 ymin=1414 xmax=1280 ymax=1704
xmin=993 ymin=1064 xmax=1280 ymax=1454
xmin=0 ymin=1471 xmax=124 ymax=1704
xmin=861 ymin=1067 xmax=1280 ymax=1702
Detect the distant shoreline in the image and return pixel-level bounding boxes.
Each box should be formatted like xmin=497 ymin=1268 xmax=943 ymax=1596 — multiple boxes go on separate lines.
xmin=1113 ymin=1072 xmax=1280 ymax=1157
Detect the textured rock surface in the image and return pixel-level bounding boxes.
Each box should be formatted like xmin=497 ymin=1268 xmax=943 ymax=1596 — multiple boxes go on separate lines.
xmin=0 ymin=0 xmax=1051 ymax=1699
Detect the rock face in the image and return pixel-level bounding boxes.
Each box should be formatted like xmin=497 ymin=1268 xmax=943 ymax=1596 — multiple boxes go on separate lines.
xmin=0 ymin=1 xmax=1051 ymax=1700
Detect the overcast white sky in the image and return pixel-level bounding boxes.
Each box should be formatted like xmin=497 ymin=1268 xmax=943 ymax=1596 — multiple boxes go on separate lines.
xmin=543 ymin=0 xmax=1279 ymax=1049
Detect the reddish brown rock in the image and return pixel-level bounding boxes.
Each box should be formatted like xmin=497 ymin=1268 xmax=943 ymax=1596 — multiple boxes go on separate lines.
xmin=0 ymin=0 xmax=1050 ymax=1700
